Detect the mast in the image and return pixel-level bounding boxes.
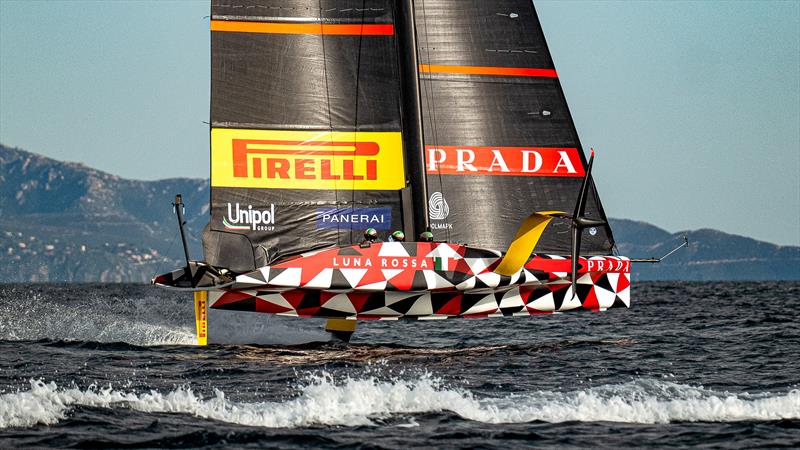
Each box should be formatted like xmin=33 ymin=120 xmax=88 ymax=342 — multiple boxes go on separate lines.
xmin=395 ymin=0 xmax=429 ymax=237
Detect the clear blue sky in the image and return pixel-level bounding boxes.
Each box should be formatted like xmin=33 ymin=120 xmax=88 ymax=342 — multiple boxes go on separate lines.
xmin=1 ymin=0 xmax=798 ymax=246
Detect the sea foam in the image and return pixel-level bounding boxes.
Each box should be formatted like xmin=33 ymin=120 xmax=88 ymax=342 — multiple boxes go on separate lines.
xmin=0 ymin=287 xmax=329 ymax=346
xmin=1 ymin=375 xmax=798 ymax=429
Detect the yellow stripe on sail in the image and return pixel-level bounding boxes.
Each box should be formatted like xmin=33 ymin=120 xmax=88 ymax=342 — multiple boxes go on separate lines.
xmin=494 ymin=211 xmax=566 ymax=276
xmin=194 ymin=291 xmax=208 ymax=346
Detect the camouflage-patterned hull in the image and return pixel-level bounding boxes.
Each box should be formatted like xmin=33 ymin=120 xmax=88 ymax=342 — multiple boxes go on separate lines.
xmin=154 ymin=242 xmax=631 ymax=320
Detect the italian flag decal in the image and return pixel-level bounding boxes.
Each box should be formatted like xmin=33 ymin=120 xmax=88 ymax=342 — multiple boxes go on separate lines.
xmin=223 ymin=217 xmax=250 ymax=231
xmin=434 ymin=257 xmax=449 ymax=271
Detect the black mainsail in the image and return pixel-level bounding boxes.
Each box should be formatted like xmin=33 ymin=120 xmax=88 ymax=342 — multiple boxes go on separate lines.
xmin=206 ymin=1 xmax=408 ymax=271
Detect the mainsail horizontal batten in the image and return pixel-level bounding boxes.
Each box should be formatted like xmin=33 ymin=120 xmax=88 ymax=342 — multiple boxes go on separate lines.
xmin=419 ymin=64 xmax=558 ymax=78
xmin=210 ymin=20 xmax=394 ymax=35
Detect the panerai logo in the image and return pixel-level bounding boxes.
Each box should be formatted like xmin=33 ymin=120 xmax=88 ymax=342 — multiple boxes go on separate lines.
xmin=317 ymin=208 xmax=392 ymax=230
xmin=224 ymin=203 xmax=276 ymax=231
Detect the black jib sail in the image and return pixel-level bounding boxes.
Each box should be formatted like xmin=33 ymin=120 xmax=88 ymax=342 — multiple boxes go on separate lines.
xmin=204 ymin=0 xmax=615 ymax=273
xmin=415 ymin=0 xmax=614 ymax=255
xmin=205 ymin=1 xmax=408 ymax=271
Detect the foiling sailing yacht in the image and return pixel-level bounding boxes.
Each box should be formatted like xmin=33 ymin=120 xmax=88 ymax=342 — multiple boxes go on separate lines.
xmin=154 ymin=0 xmax=671 ymax=344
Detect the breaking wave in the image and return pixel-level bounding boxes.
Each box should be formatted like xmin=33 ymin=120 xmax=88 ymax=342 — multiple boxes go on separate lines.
xmin=2 ymin=375 xmax=798 ymax=429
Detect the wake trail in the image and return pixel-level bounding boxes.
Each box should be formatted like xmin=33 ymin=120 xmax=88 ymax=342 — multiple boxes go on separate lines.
xmin=0 ymin=287 xmax=195 ymax=346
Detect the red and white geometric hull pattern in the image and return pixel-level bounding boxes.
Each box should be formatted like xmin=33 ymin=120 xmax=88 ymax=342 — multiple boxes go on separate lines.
xmin=207 ymin=242 xmax=631 ymax=320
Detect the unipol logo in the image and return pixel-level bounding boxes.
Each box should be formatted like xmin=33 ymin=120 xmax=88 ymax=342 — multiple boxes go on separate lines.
xmin=224 ymin=203 xmax=276 ymax=231
xmin=429 ymin=192 xmax=449 ymax=220
xmin=426 ymin=146 xmax=585 ymax=177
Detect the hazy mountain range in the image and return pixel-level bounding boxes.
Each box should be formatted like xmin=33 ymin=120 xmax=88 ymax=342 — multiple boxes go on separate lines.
xmin=1 ymin=144 xmax=798 ymax=282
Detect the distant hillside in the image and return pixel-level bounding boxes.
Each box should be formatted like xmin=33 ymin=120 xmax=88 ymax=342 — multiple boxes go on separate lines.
xmin=610 ymin=219 xmax=800 ymax=281
xmin=1 ymin=145 xmax=207 ymax=282
xmin=1 ymin=145 xmax=798 ymax=282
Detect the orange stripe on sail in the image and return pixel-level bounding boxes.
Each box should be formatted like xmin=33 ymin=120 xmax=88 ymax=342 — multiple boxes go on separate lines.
xmin=419 ymin=64 xmax=558 ymax=77
xmin=210 ymin=20 xmax=394 ymax=36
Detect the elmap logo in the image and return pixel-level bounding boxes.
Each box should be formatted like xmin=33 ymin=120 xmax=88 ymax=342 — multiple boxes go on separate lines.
xmin=428 ymin=192 xmax=449 ymax=220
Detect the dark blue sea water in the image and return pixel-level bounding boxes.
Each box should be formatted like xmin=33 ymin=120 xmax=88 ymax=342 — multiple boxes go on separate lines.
xmin=1 ymin=282 xmax=798 ymax=448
